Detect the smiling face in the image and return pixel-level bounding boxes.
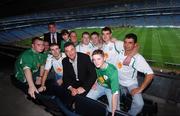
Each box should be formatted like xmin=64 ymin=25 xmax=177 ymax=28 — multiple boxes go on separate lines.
xmin=123 ymin=38 xmax=136 ymax=52
xmin=91 ymin=34 xmax=99 ymax=46
xmin=92 ymin=54 xmax=105 ymax=68
xmin=64 ymin=44 xmax=76 ymax=60
xmin=102 ymin=30 xmax=112 ymax=43
xmin=82 ymin=33 xmax=90 ymax=45
xmin=48 ymin=24 xmax=57 ymax=33
xmin=70 ymin=32 xmax=78 ymax=43
xmin=32 ymin=39 xmax=44 ymax=53
xmin=50 ymin=45 xmax=60 ymax=58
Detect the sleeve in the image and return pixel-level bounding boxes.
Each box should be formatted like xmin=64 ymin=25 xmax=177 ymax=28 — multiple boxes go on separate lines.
xmin=44 ymin=55 xmax=53 ymax=70
xmin=110 ymin=67 xmax=119 ymax=94
xmin=20 ymin=53 xmax=33 ymax=70
xmin=82 ymin=55 xmax=97 ymax=92
xmin=134 ymin=55 xmax=154 ymax=75
xmin=115 ymin=40 xmax=124 ymax=52
xmin=62 ymin=59 xmax=73 ymax=89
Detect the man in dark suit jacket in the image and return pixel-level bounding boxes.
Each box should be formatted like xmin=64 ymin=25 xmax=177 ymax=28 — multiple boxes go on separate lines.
xmin=62 ymin=42 xmax=97 ymax=96
xmin=52 ymin=42 xmax=96 ymax=107
xmin=44 ymin=22 xmax=62 ymax=46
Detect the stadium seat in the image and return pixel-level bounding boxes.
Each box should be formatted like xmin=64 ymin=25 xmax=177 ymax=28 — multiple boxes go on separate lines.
xmin=74 ymin=95 xmax=109 ymax=116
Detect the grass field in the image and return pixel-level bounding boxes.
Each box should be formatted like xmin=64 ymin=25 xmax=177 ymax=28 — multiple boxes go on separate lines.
xmin=15 ymin=27 xmax=180 ymax=70
xmin=72 ymin=27 xmax=180 ymax=70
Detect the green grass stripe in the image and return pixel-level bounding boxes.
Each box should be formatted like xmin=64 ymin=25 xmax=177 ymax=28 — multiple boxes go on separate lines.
xmin=142 ymin=28 xmax=152 ymax=60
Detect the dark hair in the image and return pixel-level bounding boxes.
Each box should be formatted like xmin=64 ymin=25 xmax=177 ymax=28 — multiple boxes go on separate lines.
xmin=48 ymin=22 xmax=56 ymax=26
xmin=92 ymin=49 xmax=104 ymax=57
xmin=82 ymin=31 xmax=90 ymax=37
xmin=32 ymin=37 xmax=43 ymax=44
xmin=49 ymin=43 xmax=59 ymax=48
xmin=64 ymin=42 xmax=75 ymax=49
xmin=91 ymin=31 xmax=99 ymax=36
xmin=61 ymin=29 xmax=69 ymax=35
xmin=124 ymin=33 xmax=137 ymax=43
xmin=69 ymin=31 xmax=77 ymax=35
xmin=101 ymin=26 xmax=112 ymax=34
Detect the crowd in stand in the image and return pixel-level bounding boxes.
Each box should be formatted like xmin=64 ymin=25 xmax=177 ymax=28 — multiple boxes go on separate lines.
xmin=13 ymin=22 xmax=154 ymax=116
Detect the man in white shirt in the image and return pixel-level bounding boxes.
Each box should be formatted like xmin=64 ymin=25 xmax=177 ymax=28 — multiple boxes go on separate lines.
xmin=38 ymin=43 xmax=66 ymax=92
xmin=101 ymin=27 xmax=134 ymax=66
xmin=116 ymin=33 xmax=154 ymax=116
xmin=76 ymin=32 xmax=93 ymax=57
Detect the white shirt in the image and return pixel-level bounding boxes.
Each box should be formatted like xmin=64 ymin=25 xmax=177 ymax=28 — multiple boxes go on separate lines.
xmin=76 ymin=43 xmax=93 ymax=57
xmin=51 ymin=33 xmax=57 ymax=43
xmin=101 ymin=40 xmax=124 ymax=65
xmin=115 ymin=51 xmax=154 ymax=87
xmin=45 ymin=53 xmax=66 ymax=77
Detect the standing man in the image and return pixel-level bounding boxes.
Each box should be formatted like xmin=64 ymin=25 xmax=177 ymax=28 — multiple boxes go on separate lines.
xmin=116 ymin=33 xmax=154 ymax=116
xmin=44 ymin=22 xmax=62 ymax=46
xmin=69 ymin=31 xmax=79 ymax=47
xmin=14 ymin=37 xmax=45 ymax=99
xmin=101 ymin=26 xmax=137 ymax=66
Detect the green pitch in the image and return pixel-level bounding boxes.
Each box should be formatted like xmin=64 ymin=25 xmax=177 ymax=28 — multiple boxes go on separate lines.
xmin=72 ymin=27 xmax=180 ymax=70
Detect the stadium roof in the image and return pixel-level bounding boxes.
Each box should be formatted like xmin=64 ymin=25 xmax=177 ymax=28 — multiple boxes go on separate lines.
xmin=0 ymin=0 xmax=140 ymax=18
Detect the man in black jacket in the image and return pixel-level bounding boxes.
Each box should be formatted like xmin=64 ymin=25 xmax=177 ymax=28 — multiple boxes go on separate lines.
xmin=44 ymin=22 xmax=62 ymax=46
xmin=62 ymin=42 xmax=97 ymax=96
xmin=54 ymin=42 xmax=97 ymax=107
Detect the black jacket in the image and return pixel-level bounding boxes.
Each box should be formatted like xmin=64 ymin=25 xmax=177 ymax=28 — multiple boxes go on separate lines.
xmin=62 ymin=52 xmax=97 ymax=92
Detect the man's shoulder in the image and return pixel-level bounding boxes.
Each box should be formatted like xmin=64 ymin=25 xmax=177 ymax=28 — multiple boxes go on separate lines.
xmin=77 ymin=52 xmax=90 ymax=59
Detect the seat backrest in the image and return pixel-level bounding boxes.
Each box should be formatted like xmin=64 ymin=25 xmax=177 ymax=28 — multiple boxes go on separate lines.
xmin=75 ymin=95 xmax=109 ymax=116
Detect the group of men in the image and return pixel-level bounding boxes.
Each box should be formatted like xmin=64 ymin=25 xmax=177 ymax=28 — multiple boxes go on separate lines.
xmin=13 ymin=22 xmax=154 ymax=116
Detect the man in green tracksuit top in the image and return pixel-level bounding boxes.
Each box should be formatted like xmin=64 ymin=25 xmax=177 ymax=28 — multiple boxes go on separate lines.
xmin=86 ymin=49 xmax=119 ymax=116
xmin=14 ymin=37 xmax=45 ymax=99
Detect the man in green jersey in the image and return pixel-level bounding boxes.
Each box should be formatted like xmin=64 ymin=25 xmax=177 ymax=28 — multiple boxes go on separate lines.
xmin=14 ymin=37 xmax=45 ymax=99
xmin=86 ymin=49 xmax=119 ymax=116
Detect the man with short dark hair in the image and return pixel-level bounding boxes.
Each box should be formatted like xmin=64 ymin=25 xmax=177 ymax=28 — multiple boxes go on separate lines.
xmin=54 ymin=42 xmax=97 ymax=107
xmin=44 ymin=22 xmax=62 ymax=46
xmin=116 ymin=33 xmax=154 ymax=116
xmin=14 ymin=37 xmax=45 ymax=99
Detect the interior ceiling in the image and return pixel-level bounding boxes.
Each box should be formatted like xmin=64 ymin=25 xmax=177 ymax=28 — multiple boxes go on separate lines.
xmin=0 ymin=0 xmax=141 ymax=18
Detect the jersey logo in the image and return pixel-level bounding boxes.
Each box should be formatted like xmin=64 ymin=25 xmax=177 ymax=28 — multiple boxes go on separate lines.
xmin=103 ymin=75 xmax=108 ymax=80
xmin=56 ymin=67 xmax=63 ymax=73
xmin=98 ymin=76 xmax=105 ymax=84
xmin=104 ymin=53 xmax=109 ymax=59
xmin=117 ymin=62 xmax=123 ymax=69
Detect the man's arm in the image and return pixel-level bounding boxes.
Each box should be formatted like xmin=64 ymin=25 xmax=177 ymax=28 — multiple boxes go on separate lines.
xmin=38 ymin=70 xmax=49 ymax=92
xmin=24 ymin=68 xmax=38 ymax=99
xmin=131 ymin=74 xmax=153 ymax=96
xmin=112 ymin=93 xmax=118 ymax=116
xmin=82 ymin=57 xmax=97 ymax=92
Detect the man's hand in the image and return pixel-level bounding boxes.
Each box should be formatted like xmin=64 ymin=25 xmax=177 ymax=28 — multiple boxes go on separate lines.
xmin=77 ymin=87 xmax=86 ymax=94
xmin=130 ymin=87 xmax=142 ymax=96
xmin=92 ymin=82 xmax=97 ymax=90
xmin=38 ymin=86 xmax=46 ymax=92
xmin=69 ymin=87 xmax=78 ymax=96
xmin=28 ymin=86 xmax=39 ymax=99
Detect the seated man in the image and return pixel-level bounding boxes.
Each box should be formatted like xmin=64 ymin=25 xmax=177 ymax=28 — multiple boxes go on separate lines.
xmin=54 ymin=42 xmax=97 ymax=107
xmin=86 ymin=49 xmax=119 ymax=116
xmin=14 ymin=37 xmax=45 ymax=99
xmin=116 ymin=33 xmax=154 ymax=116
xmin=38 ymin=43 xmax=66 ymax=92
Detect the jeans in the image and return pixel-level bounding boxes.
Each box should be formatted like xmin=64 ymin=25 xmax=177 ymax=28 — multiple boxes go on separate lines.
xmin=86 ymin=83 xmax=112 ymax=112
xmin=120 ymin=84 xmax=144 ymax=116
